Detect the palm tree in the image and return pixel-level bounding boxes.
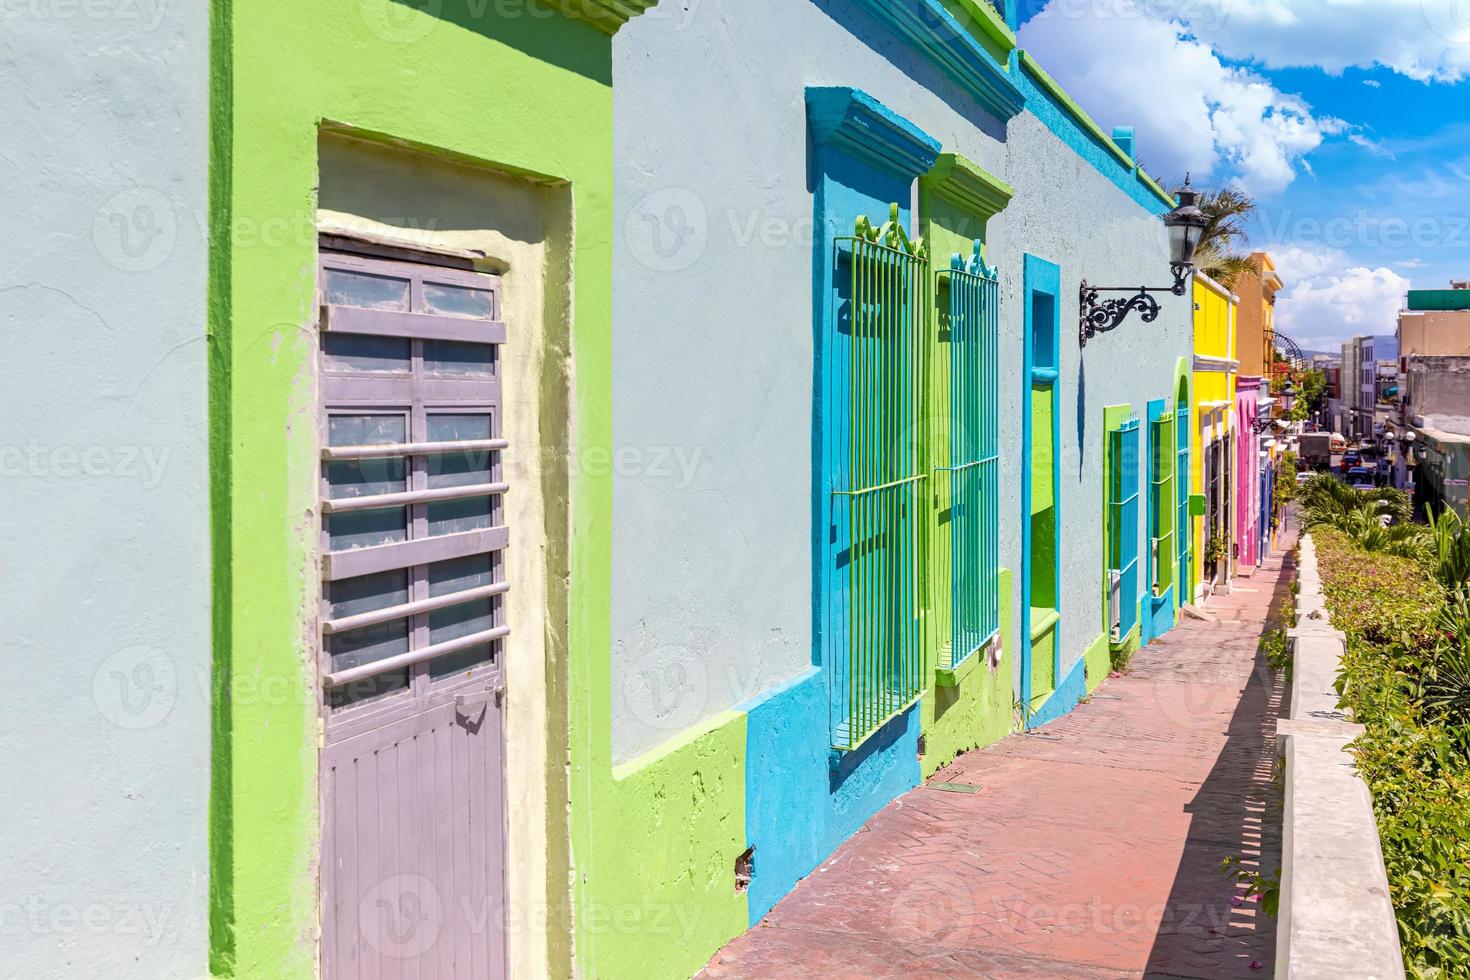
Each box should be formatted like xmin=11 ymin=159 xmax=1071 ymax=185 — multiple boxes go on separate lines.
xmin=1171 ymin=181 xmax=1256 ymax=288
xmin=1297 ymin=474 xmax=1427 ymax=558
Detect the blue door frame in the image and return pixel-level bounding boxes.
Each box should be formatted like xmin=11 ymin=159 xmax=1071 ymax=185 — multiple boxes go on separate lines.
xmin=1020 ymin=254 xmax=1061 ymax=713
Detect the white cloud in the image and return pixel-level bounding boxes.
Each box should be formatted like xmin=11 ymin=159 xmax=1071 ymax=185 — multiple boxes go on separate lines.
xmin=1348 ymin=133 xmax=1395 ymax=159
xmin=1363 ymin=79 xmax=1382 ymax=88
xmin=1018 ymin=1 xmax=1340 ymax=194
xmin=1272 ymin=244 xmax=1410 ymax=349
xmin=1397 ymin=258 xmax=1430 ymax=268
xmin=1152 ymin=0 xmax=1470 ymax=83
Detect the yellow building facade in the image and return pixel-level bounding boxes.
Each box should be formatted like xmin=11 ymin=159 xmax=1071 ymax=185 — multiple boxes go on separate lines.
xmin=1190 ymin=273 xmax=1239 ymax=602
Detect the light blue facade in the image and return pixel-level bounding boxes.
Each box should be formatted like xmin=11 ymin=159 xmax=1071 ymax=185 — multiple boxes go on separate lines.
xmin=0 ymin=5 xmax=211 ymax=975
xmin=610 ymin=0 xmax=1190 ymax=934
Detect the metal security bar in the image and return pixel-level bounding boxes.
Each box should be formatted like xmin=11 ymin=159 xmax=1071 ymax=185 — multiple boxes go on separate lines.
xmin=936 ymin=242 xmax=1000 ymax=672
xmin=1109 ymin=419 xmax=1141 ymax=641
xmin=1150 ymin=408 xmax=1176 ymax=596
xmin=830 ymin=206 xmax=928 ymax=752
xmin=1175 ymin=403 xmax=1190 ymax=596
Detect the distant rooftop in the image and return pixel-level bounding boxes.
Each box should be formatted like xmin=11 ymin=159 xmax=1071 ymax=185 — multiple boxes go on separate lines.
xmin=1407 ymin=285 xmax=1470 ymax=311
xmin=1419 ymin=415 xmax=1470 ymax=441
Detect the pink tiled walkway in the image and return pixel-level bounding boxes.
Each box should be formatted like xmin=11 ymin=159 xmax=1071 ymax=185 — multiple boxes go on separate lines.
xmin=703 ymin=534 xmax=1295 ymax=979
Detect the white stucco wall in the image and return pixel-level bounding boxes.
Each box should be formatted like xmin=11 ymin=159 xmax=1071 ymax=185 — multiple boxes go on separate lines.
xmin=0 ymin=5 xmax=211 ymax=975
xmin=610 ymin=0 xmax=1188 ymax=761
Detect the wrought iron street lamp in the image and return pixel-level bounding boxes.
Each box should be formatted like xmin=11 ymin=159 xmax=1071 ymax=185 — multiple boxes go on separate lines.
xmin=1079 ymin=175 xmax=1210 ymax=347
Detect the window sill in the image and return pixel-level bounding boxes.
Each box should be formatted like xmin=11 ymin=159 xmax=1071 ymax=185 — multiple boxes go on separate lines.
xmin=1028 ymin=607 xmax=1059 ymax=641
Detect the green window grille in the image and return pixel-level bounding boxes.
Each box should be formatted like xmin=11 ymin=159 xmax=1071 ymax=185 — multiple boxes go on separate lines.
xmin=1108 ymin=419 xmax=1140 ymax=641
xmin=934 ymin=242 xmax=1000 ymax=673
xmin=830 ymin=206 xmax=929 ymax=751
xmin=1150 ymin=407 xmax=1176 ymax=596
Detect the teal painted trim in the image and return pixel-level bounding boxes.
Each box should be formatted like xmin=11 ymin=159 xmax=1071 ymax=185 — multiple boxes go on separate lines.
xmin=1031 ymin=367 xmax=1059 ymax=384
xmin=1020 ymin=254 xmax=1062 ymax=710
xmin=1019 ymin=50 xmax=1132 ymax=169
xmin=1407 ymin=289 xmax=1470 ymax=311
xmin=1013 ymin=50 xmax=1174 ymax=214
xmin=848 ymin=0 xmax=1025 ymax=121
xmin=1025 ymin=653 xmax=1086 ymax=729
xmin=807 ymin=86 xmax=943 ymax=178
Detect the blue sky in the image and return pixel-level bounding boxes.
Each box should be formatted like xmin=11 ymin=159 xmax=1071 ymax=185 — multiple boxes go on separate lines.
xmin=1017 ymin=0 xmax=1470 ymax=351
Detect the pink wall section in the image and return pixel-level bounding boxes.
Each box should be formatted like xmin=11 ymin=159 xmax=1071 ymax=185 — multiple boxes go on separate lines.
xmin=1234 ymin=380 xmax=1262 ymax=569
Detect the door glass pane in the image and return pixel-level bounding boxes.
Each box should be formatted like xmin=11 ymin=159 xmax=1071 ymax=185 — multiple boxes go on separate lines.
xmin=428 ymin=554 xmax=493 ymax=597
xmin=326 ymin=415 xmax=408 ymax=499
xmin=323 ymin=268 xmax=410 ymax=310
xmin=325 ymin=570 xmax=410 ymax=708
xmin=427 ymin=557 xmax=495 ymax=679
xmin=427 ymin=414 xmax=493 ymax=489
xmin=424 ymin=340 xmax=494 ymax=376
xmin=322 ymin=334 xmax=411 ymax=374
xmin=328 ymin=507 xmax=408 ymax=551
xmin=428 ymin=497 xmax=491 ymax=536
xmin=423 ymin=282 xmax=493 ymax=319
xmin=329 ymin=569 xmax=409 ymax=619
xmin=429 ymin=600 xmax=494 ymax=679
xmin=328 ymin=670 xmax=410 ymax=709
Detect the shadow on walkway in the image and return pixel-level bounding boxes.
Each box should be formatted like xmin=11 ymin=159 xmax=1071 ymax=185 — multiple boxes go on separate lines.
xmin=1141 ymin=543 xmax=1295 ymax=978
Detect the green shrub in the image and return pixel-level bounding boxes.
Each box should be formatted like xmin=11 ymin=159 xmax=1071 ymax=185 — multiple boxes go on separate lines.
xmin=1316 ymin=529 xmax=1470 ymax=976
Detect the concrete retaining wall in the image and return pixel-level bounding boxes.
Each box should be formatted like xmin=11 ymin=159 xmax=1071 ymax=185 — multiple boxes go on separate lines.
xmin=1276 ymin=533 xmax=1404 ymax=979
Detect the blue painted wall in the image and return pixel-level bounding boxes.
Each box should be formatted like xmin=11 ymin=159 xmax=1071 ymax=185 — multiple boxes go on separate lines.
xmin=738 ymin=85 xmax=935 ymax=929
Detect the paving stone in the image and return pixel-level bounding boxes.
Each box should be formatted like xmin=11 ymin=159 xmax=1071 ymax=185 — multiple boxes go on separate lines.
xmin=699 ymin=533 xmax=1295 ymax=979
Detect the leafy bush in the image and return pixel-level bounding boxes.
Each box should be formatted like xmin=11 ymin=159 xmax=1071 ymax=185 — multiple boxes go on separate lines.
xmin=1299 ymin=476 xmax=1426 ymax=559
xmin=1316 ymin=529 xmax=1470 ymax=976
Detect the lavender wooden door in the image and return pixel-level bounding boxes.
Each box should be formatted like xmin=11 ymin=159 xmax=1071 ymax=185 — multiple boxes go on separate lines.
xmin=315 ymin=243 xmax=509 ymax=980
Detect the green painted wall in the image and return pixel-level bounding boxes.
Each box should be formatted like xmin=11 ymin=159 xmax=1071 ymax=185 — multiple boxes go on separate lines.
xmin=574 ymin=713 xmax=749 ymax=978
xmin=920 ymin=569 xmax=1016 ymax=777
xmin=209 ymin=3 xmax=625 ymax=975
xmin=915 ymin=156 xmax=1017 ymax=778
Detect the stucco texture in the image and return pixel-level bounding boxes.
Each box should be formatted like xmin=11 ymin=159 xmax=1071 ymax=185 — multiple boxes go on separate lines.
xmin=212 ymin=3 xmax=616 ymax=976
xmin=0 ymin=4 xmax=211 ymax=976
xmin=608 ymin=0 xmax=1190 ymax=964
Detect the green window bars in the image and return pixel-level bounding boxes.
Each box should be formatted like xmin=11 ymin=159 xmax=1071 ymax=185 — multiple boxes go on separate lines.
xmin=830 ymin=206 xmax=928 ymax=751
xmin=1150 ymin=405 xmax=1176 ymax=597
xmin=1108 ymin=418 xmax=1141 ymax=642
xmin=933 ymin=242 xmax=1000 ymax=675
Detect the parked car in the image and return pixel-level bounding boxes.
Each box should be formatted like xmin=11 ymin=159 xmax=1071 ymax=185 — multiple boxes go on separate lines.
xmin=1296 ymin=471 xmax=1314 ymax=485
xmin=1342 ymin=450 xmax=1362 ymax=471
xmin=1346 ymin=466 xmax=1375 ymax=490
